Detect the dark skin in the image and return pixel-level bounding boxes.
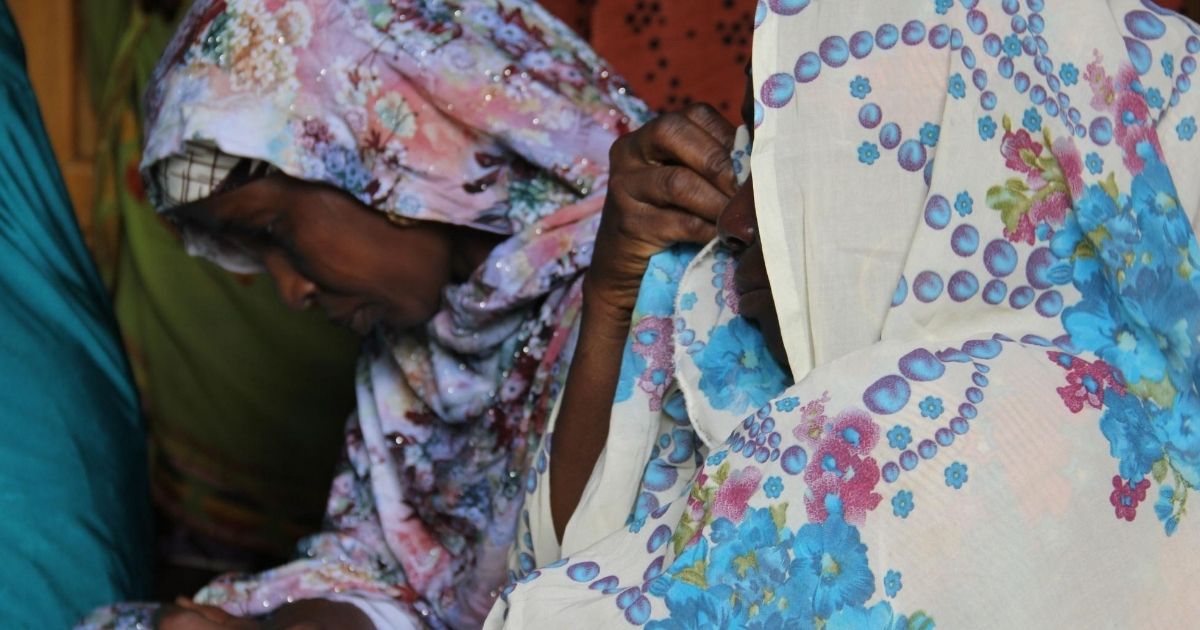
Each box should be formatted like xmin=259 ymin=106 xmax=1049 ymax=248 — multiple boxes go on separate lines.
xmin=550 ymin=79 xmax=791 ymax=539
xmin=549 ymin=103 xmax=740 ymax=539
xmin=717 ymin=173 xmax=788 ymax=370
xmin=157 ymin=597 xmax=370 ymax=630
xmin=157 ymin=174 xmax=502 ymax=629
xmin=167 ymin=172 xmax=503 ymax=335
xmin=159 ymin=84 xmax=785 ymax=626
xmin=719 ymin=75 xmax=790 ymax=369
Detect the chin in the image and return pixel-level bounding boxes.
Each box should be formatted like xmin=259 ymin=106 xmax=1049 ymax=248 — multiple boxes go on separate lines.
xmin=379 ymin=305 xmax=436 ymax=335
xmin=762 ymin=328 xmax=792 ymax=378
xmin=739 ymin=293 xmax=792 ymax=377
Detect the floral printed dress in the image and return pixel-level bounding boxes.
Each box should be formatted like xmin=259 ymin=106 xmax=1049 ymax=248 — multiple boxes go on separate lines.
xmin=491 ymin=1 xmax=1200 ymax=628
xmin=80 ymin=1 xmax=650 ymax=629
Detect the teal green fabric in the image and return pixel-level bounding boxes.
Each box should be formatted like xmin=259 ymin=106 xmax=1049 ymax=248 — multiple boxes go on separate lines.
xmin=0 ymin=2 xmax=151 ymax=627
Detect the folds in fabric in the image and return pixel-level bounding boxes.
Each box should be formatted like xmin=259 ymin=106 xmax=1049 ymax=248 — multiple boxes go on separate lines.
xmin=0 ymin=2 xmax=151 ymax=627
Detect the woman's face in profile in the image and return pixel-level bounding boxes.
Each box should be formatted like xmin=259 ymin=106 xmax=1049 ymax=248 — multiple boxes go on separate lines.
xmin=169 ymin=174 xmax=458 ymax=335
xmin=718 ymin=73 xmax=790 ymax=371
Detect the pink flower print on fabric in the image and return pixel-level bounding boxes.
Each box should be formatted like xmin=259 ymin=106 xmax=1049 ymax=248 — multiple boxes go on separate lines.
xmin=631 ymin=316 xmax=677 ymax=411
xmin=1000 ymin=128 xmax=1045 ymax=178
xmin=720 ymin=257 xmax=740 ymax=314
xmin=803 ymin=408 xmax=883 ymax=525
xmin=1051 ymin=138 xmax=1086 ymax=199
xmin=791 ymin=392 xmax=833 ymax=447
xmin=1111 ymin=475 xmax=1151 ymax=522
xmin=1050 ymin=352 xmax=1127 ymax=414
xmin=712 ymin=465 xmax=763 ymax=522
xmin=1084 ymin=56 xmax=1163 ymax=174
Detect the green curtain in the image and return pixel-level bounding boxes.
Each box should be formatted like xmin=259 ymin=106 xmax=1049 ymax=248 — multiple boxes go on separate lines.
xmin=82 ymin=0 xmax=360 ymax=560
xmin=0 ymin=2 xmax=150 ymax=626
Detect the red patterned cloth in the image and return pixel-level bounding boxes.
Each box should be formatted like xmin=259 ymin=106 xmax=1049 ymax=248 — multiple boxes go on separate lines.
xmin=544 ymin=0 xmax=751 ymax=119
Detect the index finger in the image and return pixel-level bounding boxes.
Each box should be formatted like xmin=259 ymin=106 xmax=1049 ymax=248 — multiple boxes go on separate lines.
xmin=682 ymin=104 xmax=740 ymax=195
xmin=175 ymin=599 xmax=243 ymax=625
xmin=636 ymin=113 xmax=739 ymax=197
xmin=681 ymin=103 xmax=737 ymax=150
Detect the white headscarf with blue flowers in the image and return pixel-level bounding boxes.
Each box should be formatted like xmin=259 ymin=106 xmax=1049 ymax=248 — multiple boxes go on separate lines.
xmin=490 ymin=2 xmax=1200 ymax=628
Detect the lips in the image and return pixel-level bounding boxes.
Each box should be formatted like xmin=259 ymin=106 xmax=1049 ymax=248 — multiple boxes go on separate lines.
xmin=736 ymin=287 xmax=773 ymax=323
xmin=329 ymin=303 xmax=382 ymax=335
xmin=349 ymin=307 xmax=380 ymax=335
xmin=733 ymin=262 xmax=769 ymax=303
xmin=731 ymin=244 xmax=773 ymax=323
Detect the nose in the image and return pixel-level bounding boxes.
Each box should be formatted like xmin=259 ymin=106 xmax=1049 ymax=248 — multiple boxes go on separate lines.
xmin=263 ymin=250 xmax=317 ymax=311
xmin=717 ymin=174 xmax=757 ymax=254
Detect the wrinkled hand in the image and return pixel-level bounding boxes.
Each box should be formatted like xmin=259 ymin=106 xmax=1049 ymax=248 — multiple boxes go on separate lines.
xmin=156 ymin=598 xmax=373 ymax=630
xmin=586 ymin=103 xmax=738 ymax=321
xmin=157 ymin=600 xmax=259 ymax=630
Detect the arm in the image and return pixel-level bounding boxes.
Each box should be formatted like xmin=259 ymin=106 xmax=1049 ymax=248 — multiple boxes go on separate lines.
xmin=157 ymin=598 xmax=375 ymax=630
xmin=548 ymin=104 xmax=738 ymax=540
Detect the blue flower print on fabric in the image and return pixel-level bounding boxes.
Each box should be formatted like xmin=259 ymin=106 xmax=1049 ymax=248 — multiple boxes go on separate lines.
xmin=1156 ymin=485 xmax=1181 ymax=535
xmin=1022 ymin=107 xmax=1042 ymax=132
xmin=776 ymin=397 xmax=801 ymax=413
xmin=1163 ymin=53 xmax=1175 ymax=78
xmin=679 ymin=292 xmax=698 ymax=311
xmin=1145 ymin=87 xmax=1164 ymax=109
xmin=1064 ymin=278 xmax=1167 ymax=387
xmin=616 ymin=339 xmax=648 ymax=403
xmin=826 ymin=601 xmax=926 ymax=630
xmin=638 ymin=248 xmax=696 ymax=317
xmin=764 ymin=476 xmax=784 ymax=499
xmin=1062 ymin=147 xmax=1200 ymax=394
xmin=649 ymin=546 xmax=759 ymax=628
xmin=934 ymin=0 xmax=952 ymax=15
xmin=790 ymin=499 xmax=876 ymax=618
xmin=1059 ymin=62 xmax=1079 ymax=86
xmin=859 ymin=141 xmax=881 ymax=165
xmin=649 ymin=508 xmax=816 ymax=629
xmin=945 ymin=462 xmax=968 ymax=489
xmin=1177 ymin=116 xmax=1196 ymax=141
xmin=694 ymin=317 xmax=790 ymax=415
xmin=1086 ymin=152 xmax=1103 ymax=175
xmin=920 ymin=123 xmax=940 ymax=147
xmin=1123 ymin=271 xmax=1199 ymax=390
xmin=1054 ymin=140 xmax=1200 ymax=531
xmin=887 ymin=425 xmax=912 ymax=450
xmin=850 ymin=75 xmax=872 ymax=99
xmin=919 ymin=395 xmax=944 ymax=419
xmin=884 ymin=570 xmax=903 ymax=598
xmin=955 ymin=191 xmax=973 ymax=217
xmin=614 ymin=247 xmax=698 ymax=404
xmin=1036 ymin=222 xmax=1052 ymax=242
xmin=1099 ymin=389 xmax=1163 ymax=482
xmin=653 ymin=498 xmax=927 ymax=628
xmin=664 ymin=390 xmax=688 ymax=424
xmin=323 ymin=145 xmax=373 ymax=193
xmin=1003 ymin=34 xmax=1022 ymax=57
xmin=892 ymin=490 xmax=914 ymax=518
xmin=1162 ymin=393 xmax=1200 ymax=489
xmin=948 ymin=73 xmax=966 ymax=99
xmin=978 ymin=115 xmax=997 ymax=140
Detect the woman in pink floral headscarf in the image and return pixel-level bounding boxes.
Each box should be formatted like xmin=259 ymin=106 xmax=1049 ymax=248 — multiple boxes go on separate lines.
xmin=79 ymin=0 xmax=657 ymax=628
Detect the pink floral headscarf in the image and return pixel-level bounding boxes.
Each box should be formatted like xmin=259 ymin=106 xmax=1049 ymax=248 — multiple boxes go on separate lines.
xmin=137 ymin=0 xmax=649 ymax=626
xmin=144 ymin=0 xmax=644 ymax=231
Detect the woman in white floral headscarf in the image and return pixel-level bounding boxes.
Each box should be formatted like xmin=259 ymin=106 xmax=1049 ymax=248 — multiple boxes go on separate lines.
xmin=491 ymin=1 xmax=1200 ymax=627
